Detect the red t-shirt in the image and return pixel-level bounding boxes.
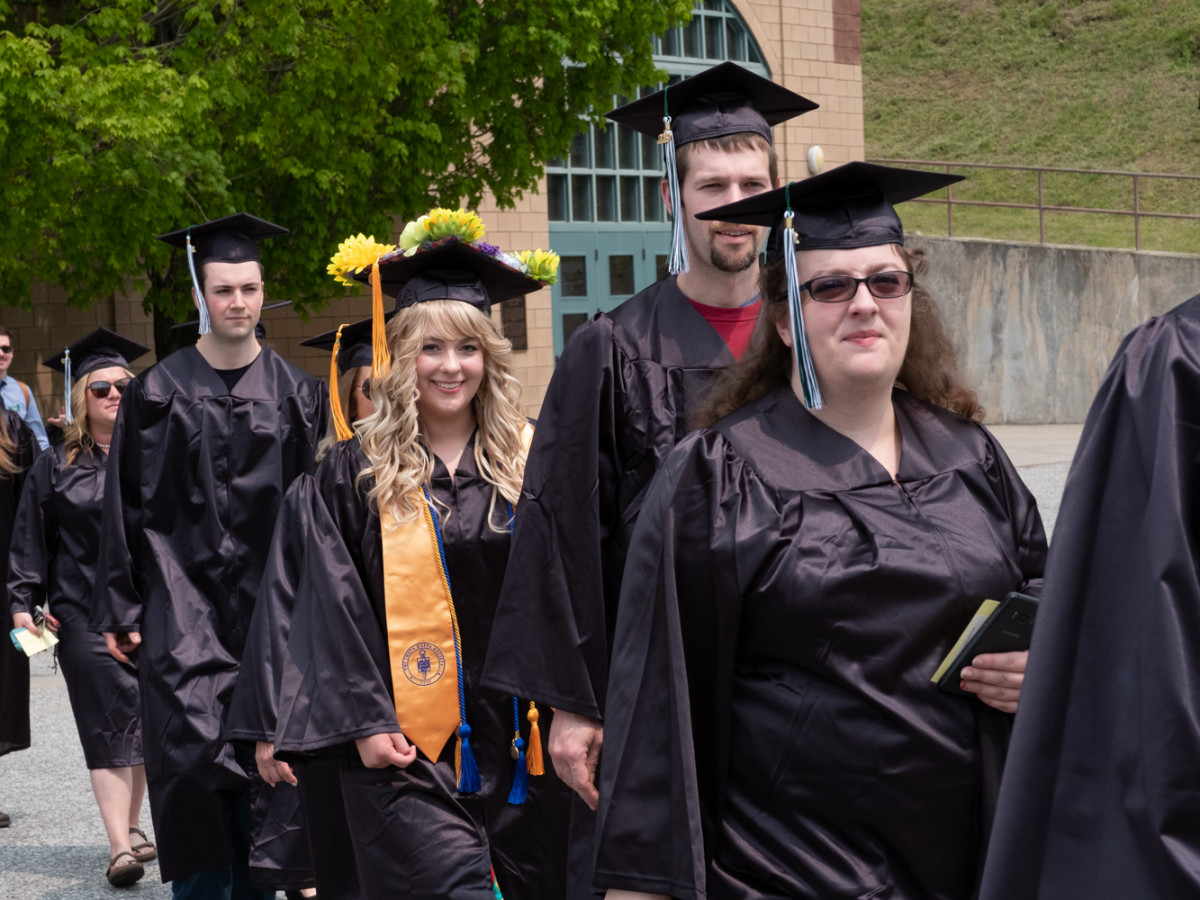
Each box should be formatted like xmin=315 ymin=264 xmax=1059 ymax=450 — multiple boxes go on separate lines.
xmin=687 ymin=296 xmax=762 ymax=360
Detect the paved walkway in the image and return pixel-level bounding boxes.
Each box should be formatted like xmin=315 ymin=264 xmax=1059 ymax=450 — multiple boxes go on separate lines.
xmin=0 ymin=424 xmax=1084 ymax=899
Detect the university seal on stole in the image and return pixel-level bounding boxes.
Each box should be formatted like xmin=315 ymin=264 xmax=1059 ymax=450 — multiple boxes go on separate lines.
xmin=401 ymin=642 xmax=446 ymax=686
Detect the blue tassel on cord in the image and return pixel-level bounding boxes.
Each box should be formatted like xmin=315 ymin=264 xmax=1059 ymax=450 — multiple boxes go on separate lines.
xmin=62 ymin=349 xmax=73 ymax=425
xmin=457 ymin=723 xmax=482 ymax=794
xmin=507 ymin=736 xmax=529 ymax=805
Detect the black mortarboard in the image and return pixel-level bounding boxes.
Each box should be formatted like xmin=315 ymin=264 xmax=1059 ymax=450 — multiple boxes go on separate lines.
xmin=605 ymin=62 xmax=818 ymax=275
xmin=354 ymin=240 xmax=545 ymax=317
xmin=698 ymin=161 xmax=964 ymax=259
xmin=43 ymin=328 xmax=150 ymax=425
xmin=301 ymin=317 xmax=377 ymax=375
xmin=699 ymin=162 xmax=965 ymax=412
xmin=302 ymin=316 xmax=382 ymax=441
xmin=156 ymin=212 xmax=288 ymax=335
xmin=605 ymin=61 xmax=818 ymax=147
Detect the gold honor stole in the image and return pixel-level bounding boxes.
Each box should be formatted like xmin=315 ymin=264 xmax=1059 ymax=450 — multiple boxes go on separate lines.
xmin=380 ymin=426 xmax=533 ymax=779
xmin=381 ymin=490 xmax=464 ymax=767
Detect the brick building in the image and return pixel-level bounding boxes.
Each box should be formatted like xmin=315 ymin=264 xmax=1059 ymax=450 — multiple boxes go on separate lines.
xmin=5 ymin=0 xmax=863 ymax=419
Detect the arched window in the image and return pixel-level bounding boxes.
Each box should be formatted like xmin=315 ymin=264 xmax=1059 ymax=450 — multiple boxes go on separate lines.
xmin=547 ymin=1 xmax=769 ymax=354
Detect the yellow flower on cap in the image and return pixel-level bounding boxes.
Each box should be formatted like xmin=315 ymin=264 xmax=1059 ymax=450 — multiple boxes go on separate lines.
xmin=399 ymin=208 xmax=485 ymax=256
xmin=328 ymin=234 xmax=397 ymax=286
xmin=517 ymin=249 xmax=560 ymax=285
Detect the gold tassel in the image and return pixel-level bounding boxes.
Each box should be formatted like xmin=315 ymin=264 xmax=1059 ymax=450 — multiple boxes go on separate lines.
xmin=330 ymin=324 xmax=355 ymax=441
xmin=370 ymin=261 xmax=391 ymax=379
xmin=525 ymin=702 xmax=544 ymax=776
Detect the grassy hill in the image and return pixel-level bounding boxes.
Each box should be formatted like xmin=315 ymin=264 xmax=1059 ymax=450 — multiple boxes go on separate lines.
xmin=861 ymin=0 xmax=1200 ymax=251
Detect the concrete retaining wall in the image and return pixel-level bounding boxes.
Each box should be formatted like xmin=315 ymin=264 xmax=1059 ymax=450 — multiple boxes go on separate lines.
xmin=909 ymin=235 xmax=1200 ymax=424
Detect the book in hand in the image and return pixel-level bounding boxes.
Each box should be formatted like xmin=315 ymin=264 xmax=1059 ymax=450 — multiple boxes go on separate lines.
xmin=932 ymin=591 xmax=1038 ymax=695
xmin=9 ymin=626 xmax=59 ymax=657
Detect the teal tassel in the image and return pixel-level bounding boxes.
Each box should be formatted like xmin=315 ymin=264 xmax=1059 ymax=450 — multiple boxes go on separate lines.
xmin=662 ymin=116 xmax=689 ymax=275
xmin=457 ymin=723 xmax=482 ymax=793
xmin=507 ymin=736 xmax=529 ymax=805
xmin=782 ymin=191 xmax=823 ymax=409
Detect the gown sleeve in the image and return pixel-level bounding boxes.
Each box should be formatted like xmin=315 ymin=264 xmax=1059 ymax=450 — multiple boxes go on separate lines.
xmin=91 ymin=379 xmax=144 ymax=633
xmin=981 ymin=427 xmax=1048 ymax=595
xmin=226 ymin=474 xmax=316 ymax=743
xmin=482 ymin=317 xmax=623 ymax=717
xmin=273 ymin=445 xmax=399 ymax=757
xmin=978 ymin=300 xmax=1200 ymax=899
xmin=594 ymin=430 xmax=775 ymax=900
xmin=7 ymin=451 xmax=57 ymax=619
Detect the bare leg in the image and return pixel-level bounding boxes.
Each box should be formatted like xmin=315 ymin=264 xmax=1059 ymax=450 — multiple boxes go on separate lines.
xmin=128 ymin=765 xmax=147 ymax=830
xmin=89 ymin=767 xmax=135 ymax=858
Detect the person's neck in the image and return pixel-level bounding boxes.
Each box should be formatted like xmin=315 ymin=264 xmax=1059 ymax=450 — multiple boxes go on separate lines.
xmin=196 ymin=333 xmax=261 ymax=370
xmin=89 ymin=423 xmax=114 ymax=449
xmin=421 ymin=412 xmax=476 ymax=477
xmin=675 ymin=261 xmax=761 ymax=309
xmin=798 ymin=372 xmax=900 ymax=477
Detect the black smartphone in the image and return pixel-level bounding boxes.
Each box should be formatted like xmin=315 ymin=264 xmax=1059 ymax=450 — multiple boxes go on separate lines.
xmin=937 ymin=591 xmax=1039 ymax=695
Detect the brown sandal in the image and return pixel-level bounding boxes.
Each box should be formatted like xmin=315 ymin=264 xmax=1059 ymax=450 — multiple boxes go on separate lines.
xmin=128 ymin=827 xmax=157 ymax=862
xmin=106 ymin=850 xmax=145 ymax=887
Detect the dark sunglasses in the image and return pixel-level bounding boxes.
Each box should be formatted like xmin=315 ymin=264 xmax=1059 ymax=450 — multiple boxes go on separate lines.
xmin=359 ymin=378 xmax=372 ymax=399
xmin=799 ymin=270 xmax=914 ymax=304
xmin=87 ymin=378 xmax=132 ymax=399
xmin=0 ymin=345 xmax=12 ymax=354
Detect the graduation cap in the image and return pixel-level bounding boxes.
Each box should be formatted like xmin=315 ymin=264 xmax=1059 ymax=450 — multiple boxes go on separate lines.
xmin=605 ymin=62 xmax=818 ymax=275
xmin=356 ymin=240 xmax=546 ymax=316
xmin=301 ymin=317 xmax=379 ymax=441
xmin=698 ymin=162 xmax=964 ymax=410
xmin=157 ymin=213 xmax=288 ymax=336
xmin=43 ymin=328 xmax=150 ymax=425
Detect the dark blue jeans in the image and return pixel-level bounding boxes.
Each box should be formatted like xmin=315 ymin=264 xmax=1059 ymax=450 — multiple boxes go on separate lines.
xmin=171 ymin=789 xmax=275 ymax=900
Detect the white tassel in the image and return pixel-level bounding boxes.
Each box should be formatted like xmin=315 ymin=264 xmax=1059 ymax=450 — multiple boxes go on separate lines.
xmin=660 ymin=116 xmax=689 ymax=275
xmin=63 ymin=349 xmax=73 ymax=425
xmin=186 ymin=230 xmax=212 ymax=336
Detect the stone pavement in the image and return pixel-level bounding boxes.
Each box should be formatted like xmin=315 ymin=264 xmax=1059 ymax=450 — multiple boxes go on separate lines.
xmin=0 ymin=424 xmax=1083 ymax=899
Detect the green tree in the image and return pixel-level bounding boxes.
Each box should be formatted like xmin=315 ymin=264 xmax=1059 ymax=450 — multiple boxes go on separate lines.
xmin=0 ymin=0 xmax=691 ymax=351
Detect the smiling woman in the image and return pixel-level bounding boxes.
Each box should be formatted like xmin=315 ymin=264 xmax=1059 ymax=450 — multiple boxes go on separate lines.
xmin=260 ymin=210 xmax=575 ymax=899
xmin=593 ymin=163 xmax=1048 ymax=900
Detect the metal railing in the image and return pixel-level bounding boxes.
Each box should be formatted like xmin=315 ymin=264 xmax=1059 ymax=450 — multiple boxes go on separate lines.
xmin=867 ymin=158 xmax=1200 ymax=250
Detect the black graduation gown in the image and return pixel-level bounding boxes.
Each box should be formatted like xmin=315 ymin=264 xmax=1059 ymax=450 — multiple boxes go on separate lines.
xmin=91 ymin=345 xmax=328 ymax=882
xmin=483 ymin=276 xmax=737 ymax=719
xmin=0 ymin=411 xmax=37 ymax=758
xmin=594 ymin=387 xmax=1047 ymax=900
xmin=228 ymin=473 xmax=360 ymax=900
xmin=977 ymin=296 xmax=1200 ymax=899
xmin=7 ymin=445 xmax=141 ymax=769
xmin=274 ymin=438 xmax=573 ymax=900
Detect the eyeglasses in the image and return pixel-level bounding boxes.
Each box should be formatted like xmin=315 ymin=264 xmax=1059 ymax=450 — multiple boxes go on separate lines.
xmin=0 ymin=345 xmax=12 ymax=354
xmin=799 ymin=270 xmax=914 ymax=304
xmin=87 ymin=378 xmax=132 ymax=399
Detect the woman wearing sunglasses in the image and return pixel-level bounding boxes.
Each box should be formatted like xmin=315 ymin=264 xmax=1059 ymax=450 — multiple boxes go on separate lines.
xmin=595 ymin=164 xmax=1047 ymax=900
xmin=7 ymin=328 xmax=156 ymax=887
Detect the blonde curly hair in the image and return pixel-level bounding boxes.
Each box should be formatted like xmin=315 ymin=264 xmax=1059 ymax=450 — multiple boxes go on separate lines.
xmin=357 ymin=300 xmax=527 ymax=530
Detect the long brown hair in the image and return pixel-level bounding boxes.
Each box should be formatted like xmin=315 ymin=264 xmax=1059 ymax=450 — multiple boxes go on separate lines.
xmin=696 ymin=246 xmax=983 ymax=427
xmin=0 ymin=414 xmax=22 ymax=478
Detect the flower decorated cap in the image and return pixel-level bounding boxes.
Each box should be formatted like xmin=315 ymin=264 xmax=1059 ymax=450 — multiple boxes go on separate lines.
xmin=157 ymin=212 xmax=288 ymax=336
xmin=326 ymin=208 xmax=559 ymax=379
xmin=698 ymin=162 xmax=965 ymax=412
xmin=605 ymin=62 xmax=818 ymax=276
xmin=43 ymin=328 xmax=150 ymax=425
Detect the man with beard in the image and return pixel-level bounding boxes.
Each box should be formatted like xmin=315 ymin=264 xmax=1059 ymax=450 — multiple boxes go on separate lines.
xmin=482 ymin=63 xmax=817 ymax=895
